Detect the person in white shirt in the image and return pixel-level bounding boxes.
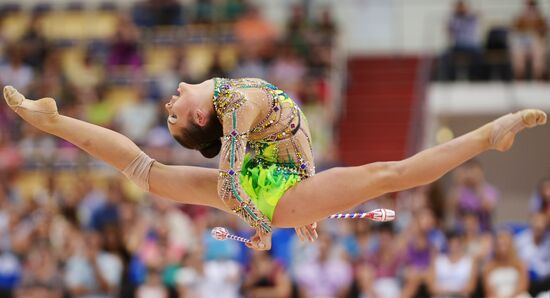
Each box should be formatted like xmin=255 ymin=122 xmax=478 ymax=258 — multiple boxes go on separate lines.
xmin=428 ymin=230 xmax=477 ymax=298
xmin=515 ymin=212 xmax=550 ymax=296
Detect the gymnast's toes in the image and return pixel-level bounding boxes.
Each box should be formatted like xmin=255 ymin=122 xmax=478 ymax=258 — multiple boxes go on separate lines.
xmin=521 ymin=109 xmax=547 ymax=128
xmin=3 ymin=86 xmax=24 ymax=110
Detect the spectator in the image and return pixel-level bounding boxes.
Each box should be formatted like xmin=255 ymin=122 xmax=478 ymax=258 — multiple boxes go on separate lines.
xmin=269 ymin=43 xmax=306 ymax=98
xmin=529 ymin=177 xmax=550 ymax=216
xmin=107 ymin=14 xmax=143 ymax=74
xmin=230 ymin=49 xmax=268 ymax=80
xmin=401 ymin=209 xmax=440 ymax=298
xmin=65 ymin=48 xmax=104 ymax=94
xmin=313 ymin=7 xmax=338 ymax=47
xmin=0 ymin=129 xmax=22 ymax=172
xmin=442 ymin=0 xmax=482 ymax=81
xmin=136 ymin=268 xmax=168 ymax=298
xmin=449 ymin=159 xmax=499 ymax=231
xmin=84 ymin=85 xmax=117 ymax=127
xmin=114 ymin=86 xmax=157 ymax=145
xmin=285 ymin=4 xmax=310 ymax=58
xmin=242 ymin=250 xmax=292 ymax=298
xmin=483 ymin=229 xmax=530 ymax=298
xmin=295 ymin=233 xmax=353 ymax=298
xmin=0 ymin=44 xmax=34 ymax=94
xmin=461 ymin=212 xmax=493 ymax=263
xmin=176 ymin=250 xmax=207 ymax=297
xmin=0 ymin=248 xmax=21 ymax=298
xmin=427 ymin=231 xmax=477 ymax=298
xmin=64 ymin=231 xmax=123 ymax=298
xmin=510 ymin=0 xmax=547 ymax=80
xmin=20 ymin=14 xmax=51 ymax=71
xmin=515 ymin=212 xmax=550 ymax=296
xmin=357 ymin=223 xmax=402 ymax=298
xmin=234 ymin=4 xmax=277 ymax=59
xmin=90 ymin=180 xmax=123 ymax=231
xmin=206 ymin=51 xmax=229 ymax=80
xmin=16 ymin=245 xmax=63 ymax=298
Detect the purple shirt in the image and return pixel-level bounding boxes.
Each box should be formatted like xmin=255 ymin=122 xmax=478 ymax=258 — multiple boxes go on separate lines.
xmin=458 ymin=184 xmax=498 ymax=211
xmin=405 ymin=242 xmax=432 ymax=270
xmin=458 ymin=184 xmax=499 ymax=230
xmin=296 ymin=259 xmax=352 ymax=297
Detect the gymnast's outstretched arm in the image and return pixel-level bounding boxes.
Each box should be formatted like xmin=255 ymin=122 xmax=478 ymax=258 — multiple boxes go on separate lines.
xmin=3 ymin=86 xmax=228 ymax=212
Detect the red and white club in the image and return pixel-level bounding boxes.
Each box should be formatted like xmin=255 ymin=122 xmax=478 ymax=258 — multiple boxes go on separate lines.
xmin=328 ymin=208 xmax=396 ymax=222
xmin=211 ymin=227 xmax=251 ymax=244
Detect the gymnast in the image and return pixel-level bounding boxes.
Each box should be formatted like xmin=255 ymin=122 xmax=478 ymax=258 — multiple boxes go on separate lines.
xmin=3 ymin=78 xmax=547 ymax=250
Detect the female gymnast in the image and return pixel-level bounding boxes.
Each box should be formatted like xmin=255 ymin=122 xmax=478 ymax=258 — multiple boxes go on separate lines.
xmin=3 ymin=78 xmax=547 ymax=250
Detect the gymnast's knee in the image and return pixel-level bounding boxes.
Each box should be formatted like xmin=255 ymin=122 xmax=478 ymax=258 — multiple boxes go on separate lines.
xmin=361 ymin=161 xmax=405 ymax=193
xmin=121 ymin=150 xmax=155 ymax=191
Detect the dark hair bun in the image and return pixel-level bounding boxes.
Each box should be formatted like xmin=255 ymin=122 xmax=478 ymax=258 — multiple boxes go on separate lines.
xmin=199 ymin=139 xmax=222 ymax=158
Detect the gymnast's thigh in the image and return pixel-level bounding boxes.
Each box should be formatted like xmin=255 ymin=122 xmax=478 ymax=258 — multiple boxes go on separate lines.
xmin=272 ymin=165 xmax=387 ymax=228
xmin=148 ymin=162 xmax=230 ymax=212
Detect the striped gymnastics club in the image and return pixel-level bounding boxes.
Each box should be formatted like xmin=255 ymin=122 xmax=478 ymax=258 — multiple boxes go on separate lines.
xmin=211 ymin=227 xmax=251 ymax=244
xmin=329 ymin=208 xmax=395 ymax=222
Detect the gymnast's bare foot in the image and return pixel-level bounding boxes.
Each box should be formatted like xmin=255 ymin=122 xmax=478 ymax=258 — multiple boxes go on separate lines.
xmin=3 ymin=86 xmax=59 ymax=130
xmin=489 ymin=109 xmax=547 ymax=152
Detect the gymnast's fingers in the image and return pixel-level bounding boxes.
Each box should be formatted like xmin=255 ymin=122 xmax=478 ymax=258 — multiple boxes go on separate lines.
xmin=295 ymin=227 xmax=306 ymax=242
xmin=306 ymin=222 xmax=318 ymax=241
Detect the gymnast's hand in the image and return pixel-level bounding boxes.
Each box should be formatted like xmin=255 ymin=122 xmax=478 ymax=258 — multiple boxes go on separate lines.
xmin=295 ymin=222 xmax=318 ymax=242
xmin=246 ymin=229 xmax=272 ymax=251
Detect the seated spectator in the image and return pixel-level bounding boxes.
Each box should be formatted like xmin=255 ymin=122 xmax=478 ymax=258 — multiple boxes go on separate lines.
xmin=461 ymin=212 xmax=493 ymax=263
xmin=427 ymin=231 xmax=477 ymax=298
xmin=136 ymin=267 xmax=168 ymax=298
xmin=114 ymin=86 xmax=157 ymax=145
xmin=483 ymin=229 xmax=530 ymax=298
xmin=107 ymin=14 xmax=143 ymax=74
xmin=313 ymin=7 xmax=338 ymax=47
xmin=0 ymin=44 xmax=34 ymax=94
xmin=285 ymin=4 xmax=312 ymax=58
xmin=441 ymin=0 xmax=482 ymax=81
xmin=230 ymin=49 xmax=268 ymax=80
xmin=206 ymin=51 xmax=229 ymax=80
xmin=295 ymin=233 xmax=353 ymax=297
xmin=64 ymin=231 xmax=123 ymax=298
xmin=401 ymin=208 xmax=441 ymax=298
xmin=234 ymin=4 xmax=277 ymax=59
xmin=20 ymin=14 xmax=51 ymax=71
xmin=90 ymin=180 xmax=123 ymax=231
xmin=449 ymin=159 xmax=499 ymax=232
xmin=16 ymin=245 xmax=63 ymax=298
xmin=269 ymin=43 xmax=306 ymax=99
xmin=529 ymin=177 xmax=550 ymax=216
xmin=66 ymin=48 xmax=104 ymax=94
xmin=0 ymin=248 xmax=21 ymax=298
xmin=176 ymin=250 xmax=207 ymax=297
xmin=357 ymin=223 xmax=402 ymax=298
xmin=510 ymin=0 xmax=548 ymax=80
xmin=84 ymin=85 xmax=117 ymax=127
xmin=515 ymin=212 xmax=550 ymax=296
xmin=242 ymin=250 xmax=292 ymax=298
xmin=147 ymin=0 xmax=184 ymax=26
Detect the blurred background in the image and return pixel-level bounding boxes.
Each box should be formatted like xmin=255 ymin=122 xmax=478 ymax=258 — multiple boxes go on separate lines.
xmin=0 ymin=0 xmax=549 ymax=297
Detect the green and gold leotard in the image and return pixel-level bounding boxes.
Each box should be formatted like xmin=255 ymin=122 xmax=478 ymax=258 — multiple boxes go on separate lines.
xmin=214 ymin=78 xmax=315 ymax=233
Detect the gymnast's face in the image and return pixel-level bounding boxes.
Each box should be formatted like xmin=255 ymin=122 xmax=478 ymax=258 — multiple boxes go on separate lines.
xmin=165 ymin=81 xmax=223 ymax=158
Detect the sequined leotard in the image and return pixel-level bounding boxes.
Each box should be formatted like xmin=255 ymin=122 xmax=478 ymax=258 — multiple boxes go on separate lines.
xmin=214 ymin=78 xmax=315 ymax=233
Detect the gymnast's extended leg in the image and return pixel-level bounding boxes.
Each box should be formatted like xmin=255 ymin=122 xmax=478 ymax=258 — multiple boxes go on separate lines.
xmin=273 ymin=109 xmax=547 ymax=227
xmin=3 ymin=86 xmax=225 ymax=211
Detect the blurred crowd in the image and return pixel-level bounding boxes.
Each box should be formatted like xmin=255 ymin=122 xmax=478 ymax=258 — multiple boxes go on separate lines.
xmin=0 ymin=1 xmax=549 ymax=298
xmin=436 ymin=0 xmax=550 ymax=82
